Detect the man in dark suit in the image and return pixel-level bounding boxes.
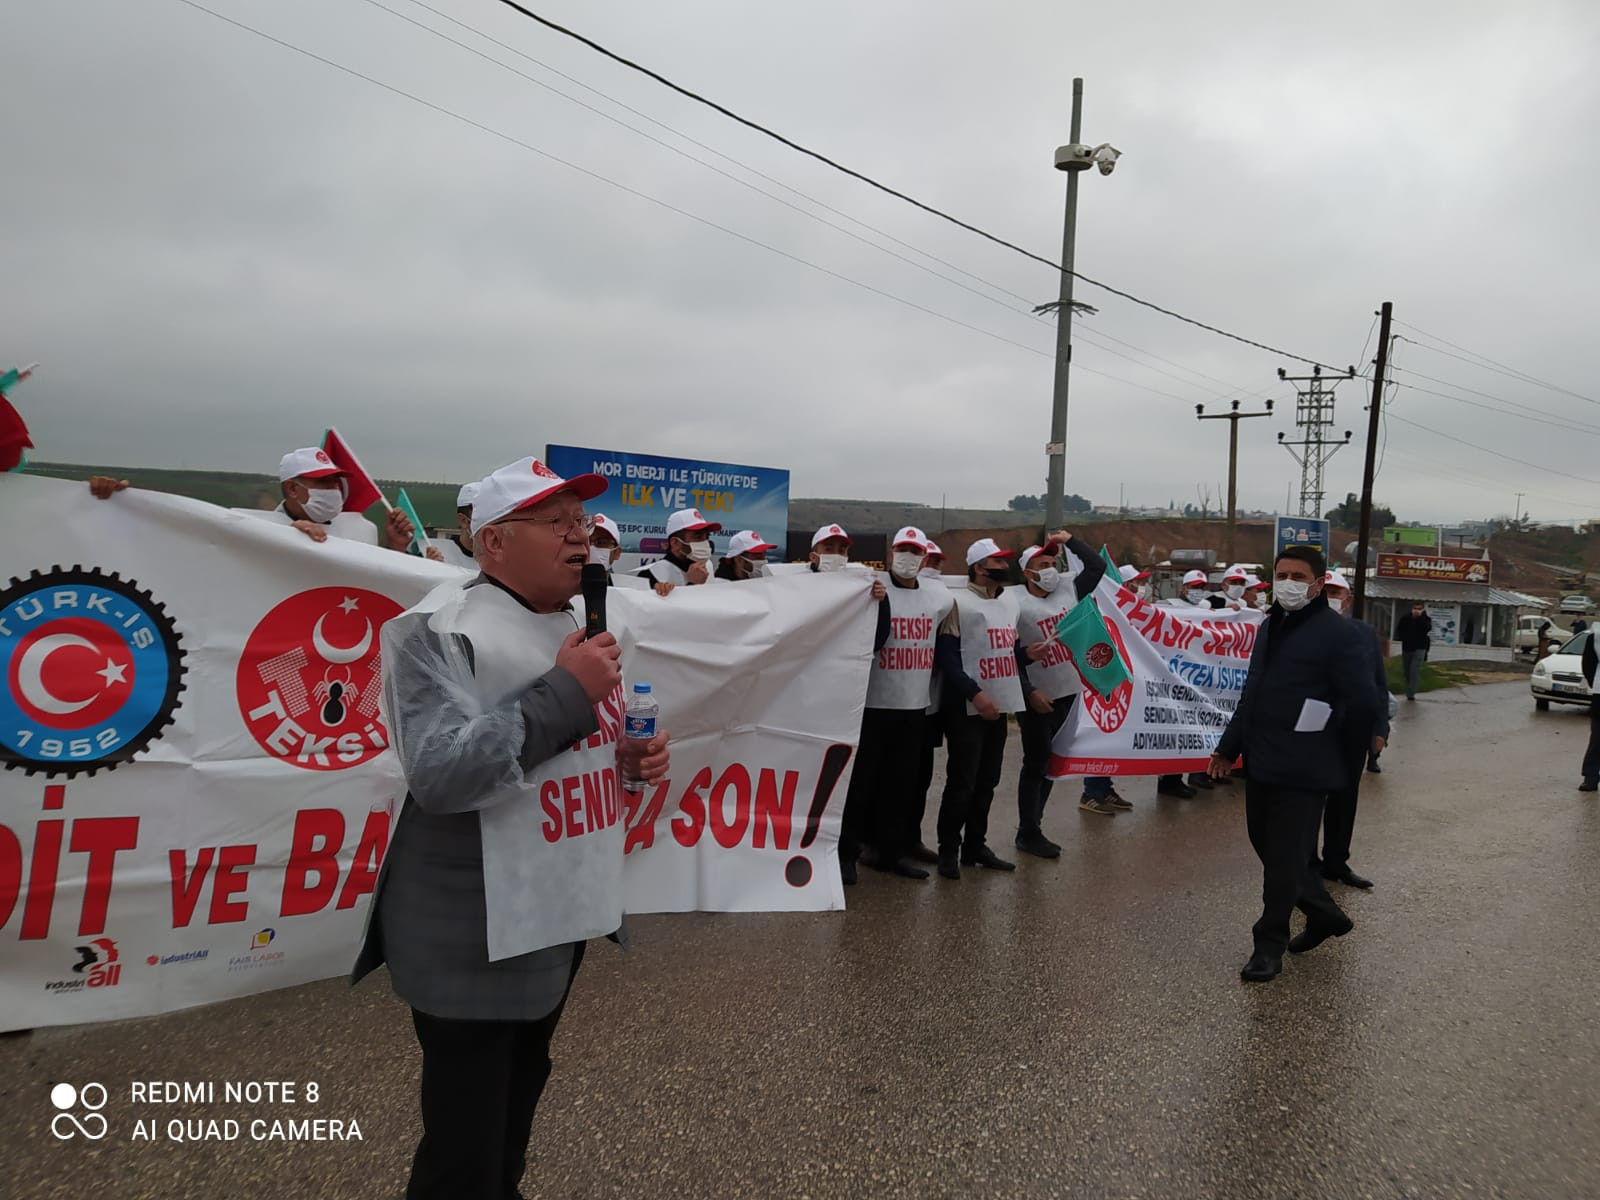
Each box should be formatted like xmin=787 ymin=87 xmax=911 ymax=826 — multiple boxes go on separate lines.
xmin=1209 ymin=546 xmax=1382 ymax=983
xmin=1316 ymin=572 xmax=1391 ymax=888
xmin=353 ymin=456 xmax=670 ymax=1199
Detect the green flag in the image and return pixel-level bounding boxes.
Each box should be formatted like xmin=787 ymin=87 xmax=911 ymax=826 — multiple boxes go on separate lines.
xmin=1099 ymin=544 xmax=1120 ymax=579
xmin=1056 ymin=594 xmax=1132 ymax=698
xmin=395 ymin=487 xmax=430 ymax=557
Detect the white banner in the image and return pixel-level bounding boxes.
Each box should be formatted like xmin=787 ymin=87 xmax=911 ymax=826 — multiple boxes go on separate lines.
xmin=1048 ymin=579 xmax=1264 ymax=777
xmin=0 ymin=476 xmax=870 ymax=1030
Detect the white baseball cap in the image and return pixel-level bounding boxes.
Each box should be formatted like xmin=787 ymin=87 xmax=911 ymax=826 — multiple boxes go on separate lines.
xmin=1119 ymin=563 xmax=1150 ymax=583
xmin=891 ymin=526 xmax=930 ymax=550
xmin=1324 ymin=570 xmax=1352 ymax=592
xmin=1182 ymin=569 xmax=1210 ymax=587
xmin=590 ymin=513 xmax=622 ymax=545
xmin=1019 ymin=540 xmax=1062 ymax=570
xmin=727 ymin=530 xmax=778 ymax=557
xmin=666 ymin=508 xmax=723 ymax=537
xmin=1245 ymin=573 xmax=1264 ymax=590
xmin=456 ymin=482 xmax=480 ymax=510
xmin=923 ymin=541 xmax=945 ymax=561
xmin=811 ymin=523 xmax=852 ymax=548
xmin=966 ymin=537 xmax=1015 ymax=568
xmin=469 ymin=456 xmax=608 ymax=535
xmin=1223 ymin=565 xmax=1249 ymax=583
xmin=278 ymin=447 xmax=343 ymax=483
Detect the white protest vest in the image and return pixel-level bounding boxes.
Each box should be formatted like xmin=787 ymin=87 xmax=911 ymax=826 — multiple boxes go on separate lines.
xmin=865 ymin=578 xmax=955 ymax=710
xmin=958 ymin=587 xmax=1024 ymax=715
xmin=645 ymin=559 xmax=688 ymax=586
xmin=236 ymin=505 xmax=380 ymax=546
xmin=1014 ymin=585 xmax=1082 ymax=701
xmin=430 ymin=582 xmax=628 ymax=961
xmin=427 ymin=536 xmax=476 ymax=570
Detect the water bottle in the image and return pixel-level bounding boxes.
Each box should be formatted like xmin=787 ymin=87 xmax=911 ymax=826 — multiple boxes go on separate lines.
xmin=620 ymin=683 xmax=659 ymax=792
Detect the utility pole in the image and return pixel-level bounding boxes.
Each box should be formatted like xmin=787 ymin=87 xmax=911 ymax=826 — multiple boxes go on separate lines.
xmin=1044 ymin=79 xmax=1085 ymax=533
xmin=1277 ymin=365 xmax=1358 ymax=517
xmin=1353 ymin=302 xmax=1394 ymax=621
xmin=1513 ymin=492 xmax=1525 ymax=526
xmin=1197 ymin=398 xmax=1275 ymax=564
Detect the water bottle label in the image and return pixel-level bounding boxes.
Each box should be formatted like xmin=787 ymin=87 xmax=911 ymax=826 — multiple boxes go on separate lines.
xmin=625 ymin=715 xmax=656 ymax=739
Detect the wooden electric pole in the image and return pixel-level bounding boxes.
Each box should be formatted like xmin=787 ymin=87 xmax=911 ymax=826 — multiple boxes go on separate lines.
xmin=1196 ymin=398 xmax=1275 ymax=565
xmin=1352 ymin=301 xmax=1394 ymax=621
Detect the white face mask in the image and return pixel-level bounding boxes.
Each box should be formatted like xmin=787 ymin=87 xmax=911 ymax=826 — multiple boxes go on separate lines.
xmin=687 ymin=540 xmax=713 ymax=562
xmin=1135 ymin=584 xmax=1152 ymax=602
xmin=1030 ymin=567 xmax=1061 ymax=594
xmin=1225 ymin=584 xmax=1245 ymax=601
xmin=1185 ymin=587 xmax=1208 ymax=605
xmin=1274 ymin=579 xmax=1312 ymax=611
xmin=920 ymin=566 xmax=943 ymax=580
xmin=890 ymin=552 xmax=924 ymax=580
xmin=816 ymin=553 xmax=848 ymax=573
xmin=298 ymin=486 xmax=343 ymax=525
xmin=588 ymin=546 xmax=614 ymax=567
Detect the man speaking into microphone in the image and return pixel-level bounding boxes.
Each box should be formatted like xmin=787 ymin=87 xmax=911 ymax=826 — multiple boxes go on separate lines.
xmin=353 ymin=455 xmax=670 ymax=1200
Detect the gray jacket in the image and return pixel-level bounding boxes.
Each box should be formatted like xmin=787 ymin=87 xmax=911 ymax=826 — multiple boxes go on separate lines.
xmin=351 ymin=600 xmax=601 ymax=1021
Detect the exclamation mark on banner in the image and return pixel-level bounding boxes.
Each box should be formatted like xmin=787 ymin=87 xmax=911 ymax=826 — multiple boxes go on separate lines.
xmin=785 ymin=742 xmax=853 ymax=888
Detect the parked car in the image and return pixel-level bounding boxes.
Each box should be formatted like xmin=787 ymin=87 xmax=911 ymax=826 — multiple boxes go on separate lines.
xmin=1531 ymin=630 xmax=1592 ymax=710
xmin=1514 ymin=615 xmax=1560 ymax=656
xmin=1558 ymin=594 xmax=1595 ymax=615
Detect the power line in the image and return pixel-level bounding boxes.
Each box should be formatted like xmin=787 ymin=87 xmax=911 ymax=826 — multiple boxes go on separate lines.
xmin=1383 ymin=411 xmax=1600 ymax=486
xmin=483 ymin=0 xmax=1343 ymax=368
xmin=1388 ymin=354 xmax=1600 ymax=433
xmin=373 ymin=0 xmax=1288 ymax=405
xmin=1381 ymin=446 xmax=1593 ymax=514
xmin=1393 ymin=320 xmax=1599 ymax=407
xmin=1388 ymin=374 xmax=1600 ymax=438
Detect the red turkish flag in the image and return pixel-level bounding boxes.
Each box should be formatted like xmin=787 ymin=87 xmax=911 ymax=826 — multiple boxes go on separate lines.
xmin=0 ymin=394 xmax=31 ymax=472
xmin=321 ymin=427 xmax=385 ymax=513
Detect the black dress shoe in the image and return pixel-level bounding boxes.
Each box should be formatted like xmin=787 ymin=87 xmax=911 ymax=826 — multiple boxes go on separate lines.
xmin=1366 ymin=758 xmax=1382 ymax=774
xmin=961 ymin=845 xmax=1016 ymax=871
xmin=1240 ymin=951 xmax=1282 ymax=982
xmin=1187 ymin=772 xmax=1216 ymax=790
xmin=1014 ymin=830 xmax=1062 ymax=859
xmin=909 ymin=842 xmax=940 ymax=864
xmin=936 ymin=852 xmax=961 ymax=880
xmin=1581 ymin=779 xmax=1598 ymax=793
xmin=886 ymin=857 xmax=930 ymax=880
xmin=858 ymin=845 xmax=881 ymax=869
xmin=839 ymin=857 xmax=858 ymax=886
xmin=1157 ymin=780 xmax=1198 ymax=799
xmin=1323 ymin=867 xmax=1373 ymax=889
xmin=1287 ymin=913 xmax=1355 ymax=954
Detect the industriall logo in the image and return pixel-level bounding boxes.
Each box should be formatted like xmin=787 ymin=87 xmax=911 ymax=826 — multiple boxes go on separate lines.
xmin=0 ymin=566 xmax=187 ymax=777
xmin=44 ymin=937 xmax=125 ymax=994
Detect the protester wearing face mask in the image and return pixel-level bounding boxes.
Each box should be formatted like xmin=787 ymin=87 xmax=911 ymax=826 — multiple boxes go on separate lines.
xmin=838 ymin=528 xmax=952 ymax=884
xmin=1209 ymin=546 xmax=1382 ymax=983
xmin=640 ymin=508 xmax=720 ymax=595
xmin=1220 ymin=566 xmax=1251 ymax=610
xmin=1013 ymin=534 xmax=1110 ymax=849
xmin=930 ymin=538 xmax=1031 ymax=880
xmin=1168 ymin=568 xmax=1226 ymax=610
xmin=715 ymin=530 xmax=778 ymax=581
xmin=909 ymin=538 xmax=953 ymax=864
xmin=1245 ymin=574 xmax=1270 ymax=611
xmin=1119 ymin=563 xmax=1152 ymax=602
xmin=1312 ymin=570 xmax=1390 ymax=891
xmin=1155 ymin=568 xmax=1223 ymax=798
xmin=808 ymin=524 xmax=854 ymax=573
xmin=587 ymin=513 xmax=624 ymax=574
xmin=268 ymin=448 xmax=415 ymax=551
xmin=920 ymin=542 xmax=948 ymax=582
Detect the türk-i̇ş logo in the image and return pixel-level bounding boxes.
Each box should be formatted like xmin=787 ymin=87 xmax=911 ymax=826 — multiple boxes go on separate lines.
xmin=0 ymin=567 xmax=187 ymax=777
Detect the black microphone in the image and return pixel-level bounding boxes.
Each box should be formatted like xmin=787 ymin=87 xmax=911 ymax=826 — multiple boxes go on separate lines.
xmin=581 ymin=563 xmax=608 ymax=639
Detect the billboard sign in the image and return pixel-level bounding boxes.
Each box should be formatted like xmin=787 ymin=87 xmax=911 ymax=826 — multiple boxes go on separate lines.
xmin=546 ymin=445 xmax=789 ymax=555
xmin=1276 ymin=516 xmax=1330 ymax=558
xmin=1376 ymin=553 xmax=1491 ymax=584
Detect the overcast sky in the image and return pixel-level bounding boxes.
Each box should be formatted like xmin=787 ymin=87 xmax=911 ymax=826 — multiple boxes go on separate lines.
xmin=6 ymin=0 xmax=1599 ymax=523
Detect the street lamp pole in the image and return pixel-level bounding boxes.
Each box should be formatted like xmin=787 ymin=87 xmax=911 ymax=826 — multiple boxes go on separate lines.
xmin=1044 ymin=79 xmax=1086 ymax=533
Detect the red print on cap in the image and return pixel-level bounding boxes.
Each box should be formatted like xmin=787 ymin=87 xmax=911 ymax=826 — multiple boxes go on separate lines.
xmin=830 ymin=525 xmax=841 ymax=535
xmin=314 ymin=450 xmax=331 ymax=465
xmin=531 ymin=460 xmax=561 ymax=480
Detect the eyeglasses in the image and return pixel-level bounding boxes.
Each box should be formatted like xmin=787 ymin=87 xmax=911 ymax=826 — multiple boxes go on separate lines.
xmin=496 ymin=511 xmax=597 ymax=537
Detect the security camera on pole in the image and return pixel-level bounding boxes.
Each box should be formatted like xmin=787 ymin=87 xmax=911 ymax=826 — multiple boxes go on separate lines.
xmin=1044 ymin=78 xmax=1121 ymax=532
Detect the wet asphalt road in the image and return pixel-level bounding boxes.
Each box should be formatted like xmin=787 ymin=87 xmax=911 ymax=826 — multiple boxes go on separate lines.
xmin=3 ymin=679 xmax=1599 ymax=1200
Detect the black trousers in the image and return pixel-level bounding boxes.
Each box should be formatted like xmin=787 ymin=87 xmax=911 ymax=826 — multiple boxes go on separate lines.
xmin=1017 ymin=696 xmax=1074 ymax=835
xmin=1244 ymin=783 xmax=1347 ymax=955
xmin=1584 ymin=698 xmax=1600 ymax=782
xmin=910 ymin=712 xmax=942 ymax=847
xmin=937 ymin=711 xmax=1008 ymax=854
xmin=841 ymin=707 xmax=929 ymax=863
xmin=406 ymin=942 xmax=586 ymax=1200
xmin=1318 ymin=739 xmax=1369 ymax=874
